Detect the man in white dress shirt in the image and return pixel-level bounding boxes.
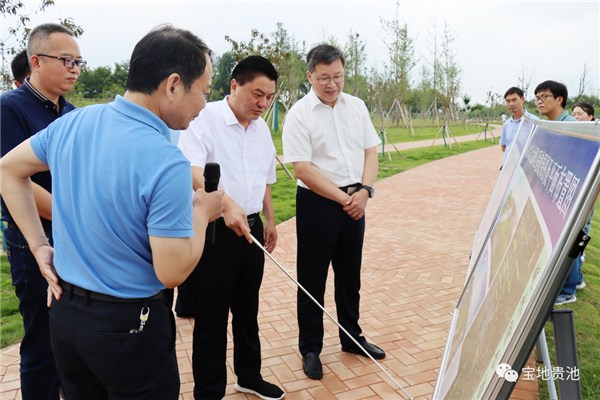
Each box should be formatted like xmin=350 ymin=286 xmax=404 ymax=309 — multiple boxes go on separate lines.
xmin=282 ymin=44 xmax=384 ymax=381
xmin=177 ymin=56 xmax=284 ymax=400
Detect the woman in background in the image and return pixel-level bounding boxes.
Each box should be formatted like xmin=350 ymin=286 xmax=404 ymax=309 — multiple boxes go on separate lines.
xmin=571 ymin=102 xmax=595 ymax=121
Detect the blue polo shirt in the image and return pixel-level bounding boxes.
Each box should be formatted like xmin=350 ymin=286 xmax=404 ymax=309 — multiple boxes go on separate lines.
xmin=0 ymin=79 xmax=76 ymax=227
xmin=30 ymin=95 xmax=194 ymax=298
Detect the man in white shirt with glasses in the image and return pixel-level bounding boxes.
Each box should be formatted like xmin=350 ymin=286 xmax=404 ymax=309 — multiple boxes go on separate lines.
xmin=282 ymin=44 xmax=384 ymax=381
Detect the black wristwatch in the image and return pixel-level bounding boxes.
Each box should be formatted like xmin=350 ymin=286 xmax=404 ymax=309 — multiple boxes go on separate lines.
xmin=360 ymin=184 xmax=374 ymax=198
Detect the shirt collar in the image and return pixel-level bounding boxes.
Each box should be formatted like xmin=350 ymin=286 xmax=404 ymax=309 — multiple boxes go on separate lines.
xmin=23 ymin=77 xmax=67 ymax=109
xmin=219 ymin=96 xmax=259 ymax=130
xmin=556 ymin=110 xmax=572 ymax=121
xmin=307 ymin=88 xmax=346 ymax=109
xmin=110 ymin=95 xmax=171 ymax=139
xmin=510 ymin=110 xmax=531 ymax=123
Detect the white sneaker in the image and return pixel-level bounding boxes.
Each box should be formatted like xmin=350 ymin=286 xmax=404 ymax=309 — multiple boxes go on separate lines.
xmin=576 ymin=281 xmax=586 ymax=290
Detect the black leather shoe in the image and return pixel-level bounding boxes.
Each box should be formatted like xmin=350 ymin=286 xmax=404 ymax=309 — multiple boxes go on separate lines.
xmin=342 ymin=341 xmax=386 ymax=359
xmin=302 ymin=352 xmax=323 ymax=380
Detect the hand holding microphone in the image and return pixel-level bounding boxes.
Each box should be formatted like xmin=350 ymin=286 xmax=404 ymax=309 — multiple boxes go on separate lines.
xmin=203 ymin=162 xmax=220 ymax=193
xmin=192 ymin=189 xmax=223 ymax=223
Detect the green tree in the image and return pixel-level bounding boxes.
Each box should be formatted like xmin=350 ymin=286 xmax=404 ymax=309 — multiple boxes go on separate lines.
xmin=439 ymin=22 xmax=462 ymax=121
xmin=381 ymin=18 xmax=416 ymax=101
xmin=376 ymin=7 xmax=417 ymax=132
xmin=110 ymin=61 xmax=128 ymax=90
xmin=225 ymin=22 xmax=308 ymax=113
xmin=69 ymin=62 xmax=128 ymax=103
xmin=412 ymin=65 xmax=438 ymax=119
xmin=210 ymin=51 xmax=236 ymax=100
xmin=77 ymin=65 xmax=112 ymax=97
xmin=343 ymin=31 xmax=369 ymax=100
xmin=419 ymin=22 xmax=445 ymax=125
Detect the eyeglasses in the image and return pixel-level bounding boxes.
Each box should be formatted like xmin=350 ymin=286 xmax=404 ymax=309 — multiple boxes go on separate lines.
xmin=36 ymin=54 xmax=87 ymax=69
xmin=316 ymin=75 xmax=344 ymax=86
xmin=535 ymin=94 xmax=555 ymax=103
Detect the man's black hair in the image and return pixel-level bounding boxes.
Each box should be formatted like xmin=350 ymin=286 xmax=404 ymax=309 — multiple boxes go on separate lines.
xmin=11 ymin=49 xmax=30 ymax=84
xmin=534 ymin=80 xmax=568 ymax=108
xmin=27 ymin=23 xmax=74 ymax=59
xmin=231 ymin=55 xmax=278 ymax=85
xmin=504 ymin=86 xmax=524 ymax=99
xmin=126 ymin=24 xmax=212 ymax=94
xmin=306 ymin=44 xmax=345 ymax=72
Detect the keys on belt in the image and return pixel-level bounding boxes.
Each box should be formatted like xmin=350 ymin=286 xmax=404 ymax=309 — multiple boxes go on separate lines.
xmin=247 ymin=213 xmax=260 ymax=228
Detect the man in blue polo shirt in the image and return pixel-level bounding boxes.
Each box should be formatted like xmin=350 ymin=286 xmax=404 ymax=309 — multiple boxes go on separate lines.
xmin=0 ymin=25 xmax=223 ymax=399
xmin=0 ymin=23 xmax=82 ymax=400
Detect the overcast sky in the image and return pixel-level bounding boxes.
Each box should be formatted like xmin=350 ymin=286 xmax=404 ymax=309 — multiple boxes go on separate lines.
xmin=2 ymin=0 xmax=599 ymax=104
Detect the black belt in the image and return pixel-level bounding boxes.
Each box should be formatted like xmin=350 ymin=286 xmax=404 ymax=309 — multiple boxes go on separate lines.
xmin=247 ymin=213 xmax=260 ymax=228
xmin=60 ymin=280 xmax=163 ymax=303
xmin=339 ymin=183 xmax=361 ymax=195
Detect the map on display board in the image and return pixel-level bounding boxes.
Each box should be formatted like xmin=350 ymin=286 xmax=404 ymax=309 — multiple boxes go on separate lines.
xmin=434 ymin=119 xmax=600 ymax=399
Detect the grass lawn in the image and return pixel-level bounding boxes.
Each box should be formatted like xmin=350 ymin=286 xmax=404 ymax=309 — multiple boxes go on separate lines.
xmin=0 ymin=250 xmax=22 ymax=348
xmin=269 ymin=119 xmax=491 ymax=154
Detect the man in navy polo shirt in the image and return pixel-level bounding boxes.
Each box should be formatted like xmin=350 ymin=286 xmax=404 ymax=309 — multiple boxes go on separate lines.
xmin=0 ymin=23 xmax=82 ymax=400
xmin=1 ymin=24 xmax=223 ymax=399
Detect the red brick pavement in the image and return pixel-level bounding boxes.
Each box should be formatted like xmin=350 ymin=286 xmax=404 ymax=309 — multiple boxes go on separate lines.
xmin=0 ymin=140 xmax=539 ymax=399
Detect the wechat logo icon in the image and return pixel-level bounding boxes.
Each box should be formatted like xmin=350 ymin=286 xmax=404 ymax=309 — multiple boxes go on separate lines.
xmin=496 ymin=363 xmax=519 ymax=382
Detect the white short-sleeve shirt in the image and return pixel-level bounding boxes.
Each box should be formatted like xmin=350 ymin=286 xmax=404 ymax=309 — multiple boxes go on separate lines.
xmin=178 ymin=98 xmax=277 ymax=215
xmin=282 ymin=89 xmax=380 ymax=188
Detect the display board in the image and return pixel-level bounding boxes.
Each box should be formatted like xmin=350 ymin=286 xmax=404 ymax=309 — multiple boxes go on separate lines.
xmin=466 ymin=117 xmax=537 ymax=276
xmin=434 ymin=119 xmax=600 ymax=399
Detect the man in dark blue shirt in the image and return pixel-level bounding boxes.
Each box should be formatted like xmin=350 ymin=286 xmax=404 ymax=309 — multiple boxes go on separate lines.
xmin=0 ymin=23 xmax=83 ymax=400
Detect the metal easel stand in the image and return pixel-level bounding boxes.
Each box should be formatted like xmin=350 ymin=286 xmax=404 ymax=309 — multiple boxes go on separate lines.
xmin=534 ymin=228 xmax=589 ymax=400
xmin=550 ymin=308 xmax=582 ymax=399
xmin=536 ymin=329 xmax=558 ymax=400
xmin=539 ymin=229 xmax=590 ymax=399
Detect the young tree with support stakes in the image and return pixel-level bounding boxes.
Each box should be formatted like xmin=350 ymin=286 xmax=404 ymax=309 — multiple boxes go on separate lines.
xmin=517 ymin=65 xmax=535 ymax=100
xmin=429 ymin=22 xmax=462 ymax=148
xmin=378 ymin=3 xmax=417 ymax=136
xmin=344 ymin=30 xmax=369 ymax=100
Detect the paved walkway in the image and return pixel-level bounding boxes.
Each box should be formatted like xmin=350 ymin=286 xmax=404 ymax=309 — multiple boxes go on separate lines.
xmin=0 ymin=128 xmax=538 ymax=399
xmin=377 ymin=128 xmax=498 ymax=153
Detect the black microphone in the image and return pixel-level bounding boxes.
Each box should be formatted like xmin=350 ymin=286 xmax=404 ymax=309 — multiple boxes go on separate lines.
xmin=203 ymin=162 xmax=220 ymax=243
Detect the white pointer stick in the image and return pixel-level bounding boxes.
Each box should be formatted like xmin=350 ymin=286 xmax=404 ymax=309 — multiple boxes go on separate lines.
xmin=250 ymin=233 xmax=414 ymax=400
